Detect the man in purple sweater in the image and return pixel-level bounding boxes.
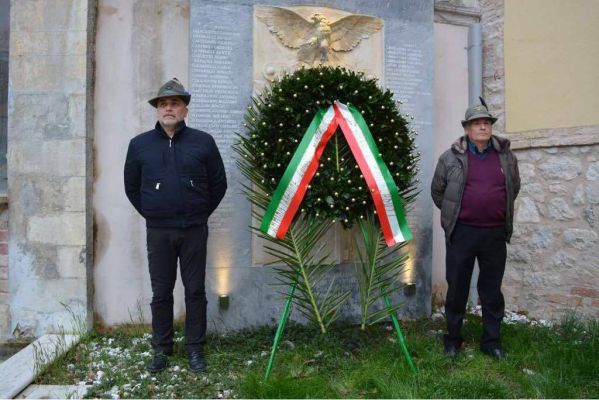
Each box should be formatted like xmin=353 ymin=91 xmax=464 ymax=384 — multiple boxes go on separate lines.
xmin=431 ymin=98 xmax=520 ymax=361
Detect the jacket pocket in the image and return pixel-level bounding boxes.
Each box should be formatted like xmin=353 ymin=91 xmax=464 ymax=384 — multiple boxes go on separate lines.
xmin=183 ymin=176 xmax=210 ymax=212
xmin=446 ymin=163 xmax=463 ymax=182
xmin=141 ymin=177 xmax=172 ymax=216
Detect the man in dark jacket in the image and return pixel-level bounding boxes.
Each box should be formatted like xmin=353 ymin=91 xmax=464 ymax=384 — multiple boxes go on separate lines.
xmin=431 ymin=98 xmax=520 ymax=361
xmin=124 ymin=78 xmax=227 ymax=373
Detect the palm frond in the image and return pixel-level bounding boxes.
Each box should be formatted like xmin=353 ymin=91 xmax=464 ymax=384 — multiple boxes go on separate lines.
xmin=354 ymin=212 xmax=410 ymax=329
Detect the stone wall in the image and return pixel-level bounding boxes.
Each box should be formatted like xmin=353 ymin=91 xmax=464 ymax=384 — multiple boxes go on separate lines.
xmin=508 ymin=145 xmax=599 ymax=318
xmin=480 ymin=0 xmax=599 ymax=319
xmin=4 ymin=0 xmax=95 ymax=340
xmin=0 ymin=205 xmax=8 ymax=334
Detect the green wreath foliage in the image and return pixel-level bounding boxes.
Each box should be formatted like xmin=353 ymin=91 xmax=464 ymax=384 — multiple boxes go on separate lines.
xmin=236 ymin=66 xmax=419 ymax=228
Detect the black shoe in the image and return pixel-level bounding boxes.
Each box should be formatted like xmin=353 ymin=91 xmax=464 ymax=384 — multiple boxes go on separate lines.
xmin=147 ymin=352 xmax=168 ymax=373
xmin=188 ymin=350 xmax=207 ymax=372
xmin=481 ymin=347 xmax=506 ymax=360
xmin=444 ymin=345 xmax=459 ymax=361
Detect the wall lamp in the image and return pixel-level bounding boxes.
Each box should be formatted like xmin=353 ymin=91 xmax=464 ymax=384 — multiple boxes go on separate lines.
xmin=403 ymin=282 xmax=416 ymax=297
xmin=218 ymin=294 xmax=230 ymax=310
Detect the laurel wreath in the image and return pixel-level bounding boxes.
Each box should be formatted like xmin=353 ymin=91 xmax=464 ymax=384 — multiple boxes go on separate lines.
xmin=236 ymin=66 xmax=419 ymax=227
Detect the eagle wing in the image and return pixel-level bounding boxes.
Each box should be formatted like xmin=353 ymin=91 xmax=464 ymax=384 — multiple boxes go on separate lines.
xmin=329 ymin=15 xmax=384 ymax=52
xmin=255 ymin=6 xmax=315 ymax=49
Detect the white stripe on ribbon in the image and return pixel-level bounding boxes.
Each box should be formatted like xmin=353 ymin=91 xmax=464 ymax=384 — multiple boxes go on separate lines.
xmin=335 ymin=102 xmax=406 ymax=244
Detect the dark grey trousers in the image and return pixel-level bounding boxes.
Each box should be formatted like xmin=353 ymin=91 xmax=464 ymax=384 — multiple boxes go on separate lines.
xmin=444 ymin=223 xmax=506 ymax=351
xmin=146 ymin=224 xmax=208 ymax=354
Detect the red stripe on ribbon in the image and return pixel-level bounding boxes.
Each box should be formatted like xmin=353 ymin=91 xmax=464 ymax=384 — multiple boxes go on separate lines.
xmin=275 ymin=116 xmax=340 ymax=239
xmin=333 ymin=103 xmax=396 ymax=246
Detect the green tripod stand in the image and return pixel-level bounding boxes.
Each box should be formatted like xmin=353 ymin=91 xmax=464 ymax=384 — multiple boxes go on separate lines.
xmin=263 ymin=277 xmax=417 ymax=381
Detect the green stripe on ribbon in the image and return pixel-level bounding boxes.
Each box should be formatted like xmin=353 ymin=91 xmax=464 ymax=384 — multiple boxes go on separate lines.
xmin=260 ymin=107 xmax=328 ymax=235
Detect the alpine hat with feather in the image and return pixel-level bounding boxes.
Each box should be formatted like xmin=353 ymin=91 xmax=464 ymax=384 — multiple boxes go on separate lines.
xmin=461 ymin=97 xmax=497 ymax=127
xmin=148 ymin=78 xmax=191 ymax=108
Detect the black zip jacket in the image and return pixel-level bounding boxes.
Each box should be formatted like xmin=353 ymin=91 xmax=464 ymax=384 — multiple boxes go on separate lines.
xmin=124 ymin=121 xmax=227 ymax=228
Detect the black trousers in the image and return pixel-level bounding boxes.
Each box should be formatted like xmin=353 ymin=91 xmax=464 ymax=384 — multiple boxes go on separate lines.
xmin=444 ymin=223 xmax=506 ymax=351
xmin=146 ymin=224 xmax=208 ymax=354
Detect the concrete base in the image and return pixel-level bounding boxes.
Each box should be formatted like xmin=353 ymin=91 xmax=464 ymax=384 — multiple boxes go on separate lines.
xmin=16 ymin=384 xmax=88 ymax=399
xmin=0 ymin=334 xmax=80 ymax=399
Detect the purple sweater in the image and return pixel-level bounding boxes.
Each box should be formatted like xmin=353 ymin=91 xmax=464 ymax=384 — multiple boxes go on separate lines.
xmin=458 ymin=150 xmax=506 ymax=227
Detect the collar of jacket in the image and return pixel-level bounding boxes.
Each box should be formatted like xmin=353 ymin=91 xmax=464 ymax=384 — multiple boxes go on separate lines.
xmin=467 ymin=136 xmax=493 ymax=157
xmin=154 ymin=120 xmax=187 ymax=140
xmin=451 ymin=134 xmax=511 ymax=155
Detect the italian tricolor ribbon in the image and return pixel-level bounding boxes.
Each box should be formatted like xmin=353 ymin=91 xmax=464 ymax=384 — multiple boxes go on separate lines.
xmin=260 ymin=101 xmax=413 ymax=247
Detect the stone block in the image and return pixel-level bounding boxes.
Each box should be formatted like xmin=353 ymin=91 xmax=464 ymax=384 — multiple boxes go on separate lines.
xmin=552 ymin=250 xmax=577 ymax=270
xmin=0 ymin=265 xmax=7 ymax=280
xmin=548 ymin=184 xmax=567 ymax=195
xmin=548 ymin=198 xmax=576 ymax=220
xmin=7 ymin=140 xmax=85 ymax=177
xmin=0 ymin=334 xmax=80 ymax=399
xmin=11 ymin=278 xmax=86 ymax=315
xmin=529 ymin=228 xmax=554 ymax=249
xmin=11 ymin=31 xmax=86 ymax=56
xmin=519 ymin=182 xmax=545 ymax=202
xmin=63 ymin=178 xmax=86 ymax=212
xmin=10 ymin=54 xmax=87 ymax=95
xmin=0 ymin=255 xmax=7 ymax=266
xmin=547 ymin=294 xmax=582 ymax=307
xmin=7 ymin=196 xmax=44 ymax=245
xmin=571 ymin=287 xmax=599 ymax=299
xmin=16 ymin=243 xmax=60 ymax=280
xmin=27 ymin=213 xmax=86 ymax=246
xmin=506 ymin=245 xmax=531 ymax=263
xmin=0 ymin=280 xmax=7 ymax=293
xmin=0 ymin=230 xmax=7 ymax=242
xmin=563 ymin=228 xmax=598 ymax=250
xmin=0 ymin=292 xmax=8 ymax=303
xmin=588 ymin=162 xmax=599 ymax=181
xmin=518 ymin=162 xmax=535 ymax=182
xmin=538 ymin=156 xmax=582 ymax=181
xmin=526 ymin=149 xmax=545 ymax=162
xmin=516 ymin=197 xmax=540 ymax=223
xmin=0 ymin=304 xmax=8 ymax=333
xmin=573 ymin=184 xmax=586 ymax=205
xmin=57 ymin=246 xmax=86 ymax=279
xmin=583 ymin=205 xmax=595 ymax=227
xmin=0 ymin=211 xmax=8 ymax=230
xmin=17 ymin=384 xmax=89 ymax=399
xmin=9 ymin=177 xmax=85 ymax=215
xmin=10 ymin=0 xmax=88 ymax=32
xmin=0 ymin=243 xmax=6 ymax=255
xmin=511 ymin=223 xmax=533 ymax=240
xmin=587 ymin=181 xmax=599 ymax=204
xmin=9 ymin=93 xmax=86 ymax=140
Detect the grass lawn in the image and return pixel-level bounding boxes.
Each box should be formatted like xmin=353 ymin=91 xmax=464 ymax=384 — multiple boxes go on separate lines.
xmin=36 ymin=312 xmax=598 ymax=398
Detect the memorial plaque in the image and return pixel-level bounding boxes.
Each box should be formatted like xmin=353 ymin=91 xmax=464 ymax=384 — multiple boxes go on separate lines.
xmin=189 ymin=2 xmax=254 ymax=275
xmin=190 ymin=0 xmax=433 ymax=329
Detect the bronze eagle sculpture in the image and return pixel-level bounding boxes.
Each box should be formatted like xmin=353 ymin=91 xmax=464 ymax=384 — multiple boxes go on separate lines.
xmin=256 ymin=6 xmax=384 ymax=66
